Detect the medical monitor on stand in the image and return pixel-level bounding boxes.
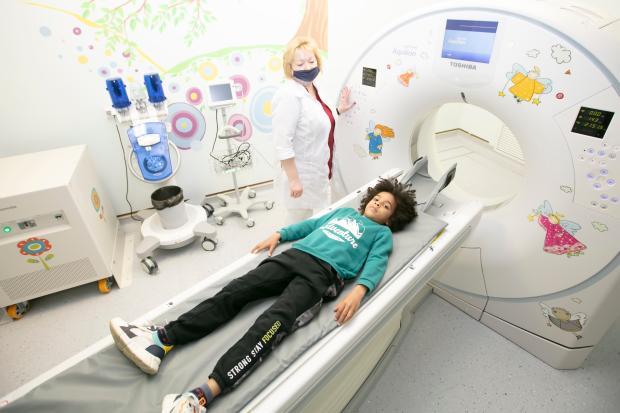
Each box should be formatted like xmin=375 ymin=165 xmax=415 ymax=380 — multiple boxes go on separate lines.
xmin=206 ymin=81 xmax=274 ymax=227
xmin=207 ymin=81 xmax=240 ymax=139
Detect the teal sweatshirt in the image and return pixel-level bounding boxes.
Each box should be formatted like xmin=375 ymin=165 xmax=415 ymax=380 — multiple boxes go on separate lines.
xmin=279 ymin=208 xmax=393 ymax=294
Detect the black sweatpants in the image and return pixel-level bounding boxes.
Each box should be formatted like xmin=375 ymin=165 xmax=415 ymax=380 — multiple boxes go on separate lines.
xmin=163 ymin=248 xmax=343 ymax=391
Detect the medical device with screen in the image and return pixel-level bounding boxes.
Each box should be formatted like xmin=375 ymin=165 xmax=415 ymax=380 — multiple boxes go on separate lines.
xmin=207 ymin=81 xmax=236 ymax=108
xmin=441 ymin=19 xmax=498 ymax=64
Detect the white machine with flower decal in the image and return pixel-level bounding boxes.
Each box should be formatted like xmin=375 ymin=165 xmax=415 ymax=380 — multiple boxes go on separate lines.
xmin=0 ymin=145 xmax=128 ymax=320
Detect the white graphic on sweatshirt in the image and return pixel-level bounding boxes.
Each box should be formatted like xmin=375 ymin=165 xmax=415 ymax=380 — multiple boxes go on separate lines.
xmin=320 ymin=217 xmax=365 ymax=249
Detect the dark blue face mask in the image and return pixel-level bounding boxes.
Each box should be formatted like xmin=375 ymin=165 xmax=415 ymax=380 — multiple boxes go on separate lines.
xmin=293 ymin=66 xmax=320 ymax=82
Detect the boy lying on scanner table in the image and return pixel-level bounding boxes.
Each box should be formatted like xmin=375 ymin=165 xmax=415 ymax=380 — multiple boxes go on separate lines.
xmin=109 ymin=178 xmax=417 ymax=413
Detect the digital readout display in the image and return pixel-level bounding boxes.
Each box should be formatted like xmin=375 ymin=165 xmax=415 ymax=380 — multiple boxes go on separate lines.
xmin=571 ymin=107 xmax=614 ymax=139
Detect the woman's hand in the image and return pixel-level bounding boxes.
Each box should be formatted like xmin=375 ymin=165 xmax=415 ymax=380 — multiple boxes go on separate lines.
xmin=337 ymin=86 xmax=356 ymax=114
xmin=334 ymin=285 xmax=367 ymax=325
xmin=289 ymin=179 xmax=303 ymax=198
xmin=251 ymin=232 xmax=281 ymax=256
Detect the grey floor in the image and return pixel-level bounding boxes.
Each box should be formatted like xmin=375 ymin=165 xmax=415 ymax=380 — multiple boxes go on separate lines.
xmin=1 ymin=185 xmax=619 ymax=412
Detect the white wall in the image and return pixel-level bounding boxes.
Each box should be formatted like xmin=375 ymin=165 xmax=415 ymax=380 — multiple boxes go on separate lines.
xmin=0 ymin=0 xmax=305 ymax=214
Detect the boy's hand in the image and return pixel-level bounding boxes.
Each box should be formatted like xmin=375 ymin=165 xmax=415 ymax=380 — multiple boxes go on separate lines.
xmin=251 ymin=232 xmax=281 ymax=256
xmin=334 ymin=285 xmax=367 ymax=325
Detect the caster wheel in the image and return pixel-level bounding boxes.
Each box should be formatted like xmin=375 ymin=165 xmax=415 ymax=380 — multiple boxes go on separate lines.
xmin=248 ymin=189 xmax=256 ymax=198
xmin=202 ymin=238 xmax=217 ymax=251
xmin=141 ymin=256 xmax=158 ymax=275
xmin=215 ymin=216 xmax=224 ymax=225
xmin=265 ymin=201 xmax=274 ymax=210
xmin=201 ymin=202 xmax=214 ymax=217
xmin=6 ymin=301 xmax=31 ymax=320
xmin=246 ymin=218 xmax=255 ymax=228
xmin=98 ymin=276 xmax=115 ymax=294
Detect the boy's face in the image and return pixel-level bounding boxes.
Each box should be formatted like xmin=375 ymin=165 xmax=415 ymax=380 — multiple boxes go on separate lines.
xmin=363 ymin=191 xmax=396 ymax=225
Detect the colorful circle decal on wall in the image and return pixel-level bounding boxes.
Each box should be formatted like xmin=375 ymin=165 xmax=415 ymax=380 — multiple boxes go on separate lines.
xmin=228 ymin=114 xmax=253 ymax=142
xmin=229 ymin=74 xmax=250 ymax=99
xmin=166 ymin=103 xmax=206 ymax=150
xmin=73 ymin=27 xmax=82 ymax=35
xmin=230 ymin=52 xmax=244 ymax=66
xmin=268 ymin=56 xmax=281 ymax=72
xmin=185 ymin=87 xmax=203 ymax=105
xmin=198 ymin=61 xmax=218 ymax=81
xmin=98 ymin=67 xmax=111 ymax=77
xmin=250 ymin=86 xmax=277 ymax=133
xmin=168 ymin=82 xmax=180 ymax=94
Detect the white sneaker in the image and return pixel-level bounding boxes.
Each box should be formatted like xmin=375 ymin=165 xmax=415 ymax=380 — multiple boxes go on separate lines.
xmin=161 ymin=393 xmax=206 ymax=413
xmin=109 ymin=317 xmax=172 ymax=375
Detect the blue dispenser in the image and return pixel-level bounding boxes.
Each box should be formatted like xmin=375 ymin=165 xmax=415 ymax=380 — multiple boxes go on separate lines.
xmin=144 ymin=73 xmax=166 ymax=104
xmin=105 ymin=78 xmax=131 ymax=109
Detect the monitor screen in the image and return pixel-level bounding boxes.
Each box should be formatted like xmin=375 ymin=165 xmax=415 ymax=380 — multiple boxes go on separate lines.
xmin=441 ymin=19 xmax=498 ymax=64
xmin=207 ymin=82 xmax=235 ymax=107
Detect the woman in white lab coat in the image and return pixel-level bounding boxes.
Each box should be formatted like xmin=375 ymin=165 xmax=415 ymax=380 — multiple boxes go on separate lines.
xmin=272 ymin=36 xmax=354 ymax=225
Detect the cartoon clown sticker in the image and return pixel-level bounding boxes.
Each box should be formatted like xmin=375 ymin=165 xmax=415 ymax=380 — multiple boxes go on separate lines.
xmin=528 ymin=200 xmax=586 ymax=257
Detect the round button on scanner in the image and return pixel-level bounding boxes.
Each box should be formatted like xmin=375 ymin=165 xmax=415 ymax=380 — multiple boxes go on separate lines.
xmin=586 ymin=172 xmax=595 ymax=180
xmin=600 ymin=204 xmax=608 ymax=209
xmin=610 ymin=153 xmax=617 ymax=160
xmin=601 ymin=193 xmax=609 ymax=200
xmin=611 ymin=197 xmax=619 ymax=204
xmin=600 ymin=168 xmax=609 ymax=175
xmin=587 ymin=148 xmax=595 ymax=154
xmin=593 ymin=182 xmax=602 ymax=190
xmin=598 ymin=150 xmax=606 ymax=157
xmin=591 ymin=200 xmax=598 ymax=206
xmin=607 ymin=178 xmax=616 ymax=186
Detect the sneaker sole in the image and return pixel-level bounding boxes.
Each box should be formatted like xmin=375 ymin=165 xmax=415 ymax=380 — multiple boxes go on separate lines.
xmin=109 ymin=317 xmax=160 ymax=375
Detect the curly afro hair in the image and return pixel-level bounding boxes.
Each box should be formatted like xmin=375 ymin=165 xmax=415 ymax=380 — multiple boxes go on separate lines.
xmin=358 ymin=178 xmax=417 ymax=232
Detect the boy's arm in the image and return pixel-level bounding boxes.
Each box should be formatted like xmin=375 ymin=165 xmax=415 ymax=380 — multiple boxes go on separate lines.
xmin=356 ymin=229 xmax=393 ymax=294
xmin=334 ymin=229 xmax=393 ymax=324
xmin=252 ymin=209 xmax=345 ymax=255
xmin=278 ymin=208 xmax=343 ymax=242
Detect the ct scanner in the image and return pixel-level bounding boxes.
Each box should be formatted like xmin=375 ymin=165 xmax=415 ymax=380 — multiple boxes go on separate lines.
xmin=3 ymin=1 xmax=620 ymax=412
xmin=333 ymin=0 xmax=620 ymax=370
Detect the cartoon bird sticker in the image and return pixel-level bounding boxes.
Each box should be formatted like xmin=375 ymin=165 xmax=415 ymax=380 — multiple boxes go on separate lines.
xmin=500 ymin=64 xmax=552 ymax=105
xmin=540 ymin=302 xmax=587 ymax=339
xmin=528 ymin=200 xmax=586 ymax=257
xmin=365 ymin=121 xmax=395 ymax=159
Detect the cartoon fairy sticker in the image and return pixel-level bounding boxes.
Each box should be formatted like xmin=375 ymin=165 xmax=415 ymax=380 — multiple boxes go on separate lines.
xmin=365 ymin=121 xmax=395 ymax=159
xmin=499 ymin=64 xmax=552 ymax=105
xmin=17 ymin=237 xmax=54 ymax=270
xmin=540 ymin=302 xmax=587 ymax=339
xmin=528 ymin=200 xmax=586 ymax=257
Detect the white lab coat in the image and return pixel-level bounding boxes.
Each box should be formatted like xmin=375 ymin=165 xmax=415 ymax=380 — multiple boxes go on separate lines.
xmin=272 ymin=79 xmax=331 ymax=210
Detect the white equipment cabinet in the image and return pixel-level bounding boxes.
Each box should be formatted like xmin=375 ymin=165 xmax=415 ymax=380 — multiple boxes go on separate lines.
xmin=0 ymin=145 xmax=128 ymax=318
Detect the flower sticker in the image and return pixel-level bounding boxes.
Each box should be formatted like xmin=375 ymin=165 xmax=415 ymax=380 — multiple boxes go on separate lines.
xmin=17 ymin=237 xmax=54 ymax=270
